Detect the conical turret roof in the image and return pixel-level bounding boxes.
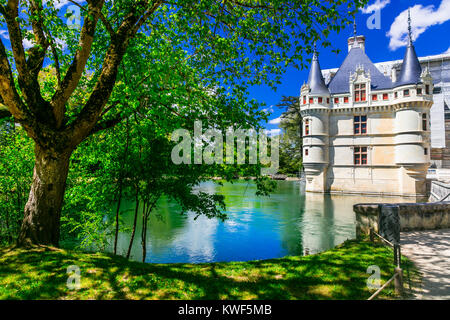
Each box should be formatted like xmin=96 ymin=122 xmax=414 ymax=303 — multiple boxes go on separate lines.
xmin=396 ymin=9 xmax=422 ymax=87
xmin=307 ymin=48 xmax=330 ymax=95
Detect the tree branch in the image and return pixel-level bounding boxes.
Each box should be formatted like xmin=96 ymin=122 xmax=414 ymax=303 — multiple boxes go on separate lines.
xmin=67 ymin=1 xmax=163 ymax=147
xmin=0 ymin=38 xmax=27 ymax=122
xmin=50 ymin=0 xmax=105 ymax=128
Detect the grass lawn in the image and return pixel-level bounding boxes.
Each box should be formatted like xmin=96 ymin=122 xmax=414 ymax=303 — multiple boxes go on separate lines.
xmin=0 ymin=239 xmax=417 ymax=300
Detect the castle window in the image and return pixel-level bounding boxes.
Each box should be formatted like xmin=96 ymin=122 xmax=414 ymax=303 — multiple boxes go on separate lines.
xmin=372 ymin=94 xmax=378 ymax=101
xmin=426 ymin=85 xmax=430 ymax=95
xmin=404 ymin=89 xmax=410 ymax=97
xmin=334 ymin=97 xmax=339 ymax=104
xmin=305 ymin=119 xmax=310 ymax=136
xmin=424 ymin=148 xmax=428 ymax=156
xmin=383 ymin=93 xmax=388 ymax=100
xmin=344 ymin=97 xmax=349 ymax=103
xmin=354 ymin=84 xmax=366 ymax=102
xmin=354 ymin=115 xmax=367 ymax=135
xmin=318 ymin=97 xmax=323 ymax=103
xmin=417 ymin=88 xmax=422 ymax=95
xmin=394 ymin=92 xmax=398 ymax=99
xmin=303 ymin=96 xmax=306 ymax=104
xmin=354 ymin=147 xmax=368 ymax=165
xmin=305 ymin=148 xmax=309 ymax=156
xmin=422 ymin=113 xmax=427 ymax=131
xmin=309 ymin=97 xmax=314 ymax=104
xmin=327 ymin=98 xmax=330 ymax=104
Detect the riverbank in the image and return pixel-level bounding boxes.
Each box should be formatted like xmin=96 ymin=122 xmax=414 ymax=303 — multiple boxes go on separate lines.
xmin=0 ymin=240 xmax=415 ymax=300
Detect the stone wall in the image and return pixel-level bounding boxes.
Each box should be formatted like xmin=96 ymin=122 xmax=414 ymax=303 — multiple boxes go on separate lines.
xmin=354 ymin=202 xmax=450 ymax=237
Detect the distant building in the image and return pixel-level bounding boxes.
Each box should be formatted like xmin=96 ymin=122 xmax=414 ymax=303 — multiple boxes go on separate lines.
xmin=300 ymin=14 xmax=434 ymax=197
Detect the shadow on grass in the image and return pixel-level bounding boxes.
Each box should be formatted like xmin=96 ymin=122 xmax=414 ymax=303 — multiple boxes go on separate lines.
xmin=0 ymin=240 xmax=408 ymax=300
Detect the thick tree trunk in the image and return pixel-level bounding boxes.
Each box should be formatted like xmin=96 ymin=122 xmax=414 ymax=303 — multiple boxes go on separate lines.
xmin=17 ymin=145 xmax=72 ymax=247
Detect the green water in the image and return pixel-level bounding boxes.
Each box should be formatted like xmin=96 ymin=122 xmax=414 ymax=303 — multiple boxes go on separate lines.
xmin=113 ymin=180 xmax=411 ymax=263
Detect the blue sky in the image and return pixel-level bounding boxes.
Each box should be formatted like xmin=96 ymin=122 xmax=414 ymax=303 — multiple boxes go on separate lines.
xmin=261 ymin=0 xmax=450 ymax=133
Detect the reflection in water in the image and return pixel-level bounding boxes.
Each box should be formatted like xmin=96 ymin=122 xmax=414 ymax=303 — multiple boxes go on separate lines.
xmin=111 ymin=180 xmax=413 ymax=263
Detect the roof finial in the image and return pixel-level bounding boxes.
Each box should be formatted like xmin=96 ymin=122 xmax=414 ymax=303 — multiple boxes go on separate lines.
xmin=353 ymin=18 xmax=358 ymax=47
xmin=408 ymin=8 xmax=412 ymax=46
xmin=313 ymin=41 xmax=318 ymax=61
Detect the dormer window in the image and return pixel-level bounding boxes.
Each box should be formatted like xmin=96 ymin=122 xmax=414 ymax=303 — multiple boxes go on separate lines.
xmin=354 ymin=84 xmax=366 ymax=102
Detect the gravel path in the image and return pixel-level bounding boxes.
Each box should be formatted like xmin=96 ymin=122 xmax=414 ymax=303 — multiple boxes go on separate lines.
xmin=400 ymin=229 xmax=450 ymax=300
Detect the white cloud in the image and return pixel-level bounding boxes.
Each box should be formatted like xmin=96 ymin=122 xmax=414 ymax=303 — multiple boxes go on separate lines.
xmin=261 ymin=105 xmax=274 ymax=114
xmin=268 ymin=116 xmax=281 ymax=125
xmin=387 ymin=0 xmax=450 ymax=50
xmin=264 ymin=129 xmax=281 ymax=136
xmin=22 ymin=38 xmax=34 ymax=49
xmin=361 ymin=0 xmax=390 ymax=14
xmin=444 ymin=46 xmax=450 ymax=54
xmin=0 ymin=30 xmax=9 ymax=40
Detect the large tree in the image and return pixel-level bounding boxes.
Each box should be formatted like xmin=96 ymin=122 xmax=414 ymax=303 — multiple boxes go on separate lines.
xmin=0 ymin=0 xmax=364 ymax=246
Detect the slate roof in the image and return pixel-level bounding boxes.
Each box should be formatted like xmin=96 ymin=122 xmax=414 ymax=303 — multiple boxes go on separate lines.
xmin=307 ymin=52 xmax=330 ymax=95
xmin=396 ymin=43 xmax=422 ymax=87
xmin=327 ymin=46 xmax=393 ymax=94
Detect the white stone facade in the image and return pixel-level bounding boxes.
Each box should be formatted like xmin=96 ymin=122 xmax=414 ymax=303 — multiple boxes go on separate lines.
xmin=300 ymin=36 xmax=434 ymax=198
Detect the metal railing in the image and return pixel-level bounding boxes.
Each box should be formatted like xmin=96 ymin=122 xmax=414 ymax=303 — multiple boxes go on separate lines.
xmin=367 ymin=228 xmax=404 ymax=300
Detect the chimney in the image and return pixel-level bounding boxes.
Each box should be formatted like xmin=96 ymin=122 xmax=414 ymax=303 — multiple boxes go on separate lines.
xmin=391 ymin=67 xmax=397 ymax=83
xmin=348 ymin=35 xmax=366 ymax=52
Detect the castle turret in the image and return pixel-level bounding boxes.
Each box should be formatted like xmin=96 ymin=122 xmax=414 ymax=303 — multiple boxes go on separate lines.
xmin=300 ymin=44 xmax=330 ymax=192
xmin=393 ymin=9 xmax=433 ymax=196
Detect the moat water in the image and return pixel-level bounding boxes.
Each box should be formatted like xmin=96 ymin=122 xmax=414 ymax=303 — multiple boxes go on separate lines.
xmin=112 ymin=180 xmax=413 ymax=263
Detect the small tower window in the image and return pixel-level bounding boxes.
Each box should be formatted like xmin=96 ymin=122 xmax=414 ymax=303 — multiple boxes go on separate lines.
xmin=425 ymin=85 xmax=430 ymax=95
xmin=404 ymin=89 xmax=410 ymax=97
xmin=354 ymin=84 xmax=366 ymax=102
xmin=309 ymin=97 xmax=314 ymax=104
xmin=422 ymin=113 xmax=427 ymax=131
xmin=394 ymin=92 xmax=398 ymax=99
xmin=383 ymin=93 xmax=388 ymax=100
xmin=424 ymin=148 xmax=428 ymax=156
xmin=318 ymin=97 xmax=323 ymax=103
xmin=344 ymin=97 xmax=349 ymax=103
xmin=354 ymin=147 xmax=368 ymax=165
xmin=372 ymin=94 xmax=378 ymax=101
xmin=327 ymin=98 xmax=330 ymax=104
xmin=334 ymin=97 xmax=339 ymax=104
xmin=303 ymin=96 xmax=306 ymax=104
xmin=417 ymin=88 xmax=422 ymax=95
xmin=354 ymin=115 xmax=367 ymax=135
xmin=305 ymin=119 xmax=310 ymax=136
xmin=305 ymin=148 xmax=309 ymax=156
